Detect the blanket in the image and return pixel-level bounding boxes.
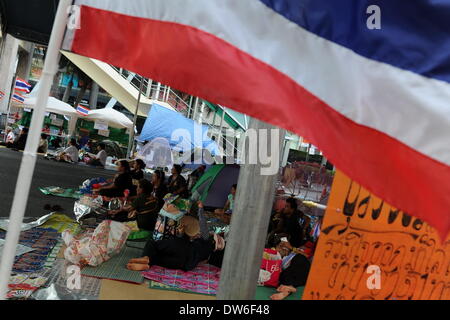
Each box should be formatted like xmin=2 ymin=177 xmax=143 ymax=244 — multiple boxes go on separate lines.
xmin=142 ymin=264 xmax=221 ymax=296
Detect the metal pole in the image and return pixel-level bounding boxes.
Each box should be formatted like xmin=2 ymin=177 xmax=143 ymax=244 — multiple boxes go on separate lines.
xmin=127 ymin=76 xmax=144 ymax=159
xmin=192 ymin=97 xmax=199 ymax=122
xmin=217 ymin=117 xmax=285 ymax=299
xmin=0 ymin=0 xmax=71 ymax=300
xmin=146 ymin=78 xmax=153 ymax=97
xmin=188 ymin=96 xmax=193 ymax=118
xmin=154 ymin=82 xmax=161 ymax=100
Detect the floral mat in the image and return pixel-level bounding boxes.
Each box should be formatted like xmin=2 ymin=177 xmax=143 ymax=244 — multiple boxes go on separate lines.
xmin=142 ymin=264 xmax=221 ymax=296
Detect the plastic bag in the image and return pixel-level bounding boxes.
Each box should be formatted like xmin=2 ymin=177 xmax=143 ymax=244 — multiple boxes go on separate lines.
xmin=258 ymin=248 xmax=282 ymax=287
xmin=63 ymin=220 xmax=131 ymax=267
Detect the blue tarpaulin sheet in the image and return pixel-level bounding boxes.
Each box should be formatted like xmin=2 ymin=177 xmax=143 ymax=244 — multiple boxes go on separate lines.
xmin=139 ymin=104 xmax=220 ymax=155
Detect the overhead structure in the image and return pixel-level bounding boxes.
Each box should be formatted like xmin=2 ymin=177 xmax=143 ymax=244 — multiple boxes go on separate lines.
xmin=61 ymin=51 xmax=175 ymax=117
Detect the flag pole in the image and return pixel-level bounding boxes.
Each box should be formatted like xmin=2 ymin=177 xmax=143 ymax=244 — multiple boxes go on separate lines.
xmin=0 ymin=0 xmax=72 ymax=300
xmin=127 ymin=76 xmax=144 ymax=159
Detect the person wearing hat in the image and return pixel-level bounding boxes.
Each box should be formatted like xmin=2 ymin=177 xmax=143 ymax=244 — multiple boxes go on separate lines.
xmin=126 ymin=201 xmax=226 ymax=272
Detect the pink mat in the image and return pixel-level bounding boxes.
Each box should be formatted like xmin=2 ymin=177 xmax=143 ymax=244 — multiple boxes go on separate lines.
xmin=142 ymin=264 xmax=221 ymax=295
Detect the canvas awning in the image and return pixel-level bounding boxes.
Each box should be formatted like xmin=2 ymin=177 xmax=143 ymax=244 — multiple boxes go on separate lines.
xmin=84 ymin=107 xmax=133 ymax=129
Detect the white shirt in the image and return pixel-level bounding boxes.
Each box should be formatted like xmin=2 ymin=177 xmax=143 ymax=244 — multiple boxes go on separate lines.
xmin=96 ymin=149 xmax=107 ymax=166
xmin=6 ymin=132 xmax=15 ymax=143
xmin=63 ymin=145 xmax=79 ymax=162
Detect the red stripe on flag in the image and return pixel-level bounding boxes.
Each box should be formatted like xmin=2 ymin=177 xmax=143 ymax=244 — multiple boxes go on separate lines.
xmin=71 ymin=5 xmax=450 ymax=237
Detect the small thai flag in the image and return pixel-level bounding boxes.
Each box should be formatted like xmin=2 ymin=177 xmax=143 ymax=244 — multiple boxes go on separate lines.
xmin=12 ymin=92 xmax=25 ymax=104
xmin=15 ymin=78 xmax=32 ymax=93
xmin=76 ymin=105 xmax=90 ymax=116
xmin=0 ymin=91 xmax=5 ymax=100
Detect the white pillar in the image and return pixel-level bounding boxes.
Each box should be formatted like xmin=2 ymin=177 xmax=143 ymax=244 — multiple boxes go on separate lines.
xmin=0 ymin=34 xmax=20 ymax=113
xmin=0 ymin=0 xmax=71 ymax=300
xmin=192 ymin=97 xmax=199 ymax=122
xmin=154 ymin=82 xmax=161 ymax=100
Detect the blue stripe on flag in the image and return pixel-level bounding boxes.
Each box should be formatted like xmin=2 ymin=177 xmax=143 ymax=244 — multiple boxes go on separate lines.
xmin=259 ymin=0 xmax=450 ymax=83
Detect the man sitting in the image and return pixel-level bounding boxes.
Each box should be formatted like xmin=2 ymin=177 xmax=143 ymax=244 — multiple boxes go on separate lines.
xmin=56 ymin=138 xmax=79 ymax=163
xmin=87 ymin=142 xmax=107 ymax=167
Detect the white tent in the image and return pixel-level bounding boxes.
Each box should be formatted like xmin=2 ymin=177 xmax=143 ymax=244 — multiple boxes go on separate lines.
xmin=84 ymin=108 xmax=133 ymax=129
xmin=14 ymin=96 xmax=78 ymax=117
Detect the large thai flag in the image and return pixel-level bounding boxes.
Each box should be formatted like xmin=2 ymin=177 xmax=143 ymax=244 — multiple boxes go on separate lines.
xmin=62 ymin=0 xmax=450 ymax=237
xmin=14 ymin=78 xmax=32 ymax=93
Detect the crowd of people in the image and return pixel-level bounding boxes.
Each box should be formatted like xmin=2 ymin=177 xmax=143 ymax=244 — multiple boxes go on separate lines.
xmin=82 ymin=159 xmax=315 ymax=300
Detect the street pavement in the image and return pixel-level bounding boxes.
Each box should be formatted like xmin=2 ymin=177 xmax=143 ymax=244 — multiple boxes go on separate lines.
xmin=0 ymin=147 xmax=116 ymax=218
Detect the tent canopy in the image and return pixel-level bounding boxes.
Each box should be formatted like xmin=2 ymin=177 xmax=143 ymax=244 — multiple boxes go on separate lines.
xmin=13 ymin=96 xmax=78 ymax=117
xmin=84 ymin=108 xmax=133 ymax=129
xmin=139 ymin=103 xmax=220 ymax=154
xmin=191 ymin=164 xmax=240 ymax=209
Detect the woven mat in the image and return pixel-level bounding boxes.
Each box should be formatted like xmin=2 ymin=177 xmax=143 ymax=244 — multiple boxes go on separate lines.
xmin=39 ymin=186 xmax=82 ymax=199
xmin=0 ymin=227 xmax=60 ymax=273
xmin=81 ymin=244 xmax=144 ymax=284
xmin=254 ymin=285 xmax=304 ymax=300
xmin=143 ymin=264 xmax=221 ymax=296
xmin=36 ymin=259 xmax=102 ymax=299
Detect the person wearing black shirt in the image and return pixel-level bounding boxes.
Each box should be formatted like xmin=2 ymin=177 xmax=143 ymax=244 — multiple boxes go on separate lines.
xmin=151 ymin=170 xmax=168 ymax=209
xmin=108 ymin=179 xmax=159 ymax=231
xmin=131 ymin=159 xmax=146 ymax=180
xmin=167 ymin=164 xmax=187 ymax=198
xmin=125 ymin=201 xmax=226 ymax=272
xmin=269 ymin=197 xmax=310 ymax=248
xmin=98 ymin=160 xmax=134 ymax=197
xmin=12 ymin=127 xmax=29 ymax=151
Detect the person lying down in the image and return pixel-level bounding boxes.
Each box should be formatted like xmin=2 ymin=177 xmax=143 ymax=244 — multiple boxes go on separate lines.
xmin=126 ymin=201 xmax=225 ymax=272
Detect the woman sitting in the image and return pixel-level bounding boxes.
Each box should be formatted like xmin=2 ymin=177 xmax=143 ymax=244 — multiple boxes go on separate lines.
xmin=126 ymin=201 xmax=226 ymax=272
xmin=150 ymin=170 xmax=168 ymax=209
xmin=131 ymin=159 xmax=146 ymax=181
xmin=96 ymin=160 xmax=134 ymax=198
xmin=108 ymin=179 xmax=159 ymax=231
xmin=266 ymin=234 xmax=312 ymax=300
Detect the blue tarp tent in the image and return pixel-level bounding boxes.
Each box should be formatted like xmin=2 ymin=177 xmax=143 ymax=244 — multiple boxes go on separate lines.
xmin=139 ymin=103 xmax=220 ymax=155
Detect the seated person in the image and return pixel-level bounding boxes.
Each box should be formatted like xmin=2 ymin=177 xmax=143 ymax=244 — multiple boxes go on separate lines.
xmin=167 ymin=164 xmax=188 ymax=198
xmin=150 ymin=170 xmax=168 ymax=209
xmin=214 ymin=184 xmax=237 ymax=224
xmin=87 ymin=142 xmax=107 ymax=167
xmin=268 ymin=197 xmax=310 ymax=248
xmin=56 ymin=138 xmax=79 ymax=163
xmin=3 ymin=127 xmax=15 ymax=146
xmin=266 ymin=234 xmax=311 ymax=300
xmin=108 ymin=179 xmax=159 ymax=231
xmin=126 ymin=201 xmax=226 ymax=272
xmin=130 ymin=159 xmax=146 ymax=181
xmin=37 ymin=133 xmax=49 ymax=154
xmin=81 ymin=139 xmax=93 ymax=153
xmin=152 ymin=193 xmax=191 ymax=241
xmin=96 ymin=160 xmax=134 ymax=198
xmin=11 ymin=127 xmax=29 ymax=151
xmin=187 ymin=165 xmax=206 ymax=191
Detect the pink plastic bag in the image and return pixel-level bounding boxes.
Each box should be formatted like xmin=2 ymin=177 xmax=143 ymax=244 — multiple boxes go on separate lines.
xmin=63 ymin=220 xmax=130 ymax=267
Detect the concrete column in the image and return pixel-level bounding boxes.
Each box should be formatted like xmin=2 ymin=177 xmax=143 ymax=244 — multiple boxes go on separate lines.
xmin=0 ymin=34 xmax=20 ymax=113
xmin=15 ymin=43 xmax=34 ymax=82
xmin=89 ymin=82 xmax=99 ymax=109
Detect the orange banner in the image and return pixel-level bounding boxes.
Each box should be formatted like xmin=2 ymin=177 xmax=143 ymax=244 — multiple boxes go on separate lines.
xmin=303 ymin=170 xmax=450 ymax=300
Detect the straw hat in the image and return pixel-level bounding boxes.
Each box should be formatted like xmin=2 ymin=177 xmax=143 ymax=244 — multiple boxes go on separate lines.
xmin=179 ymin=215 xmax=200 ymax=237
